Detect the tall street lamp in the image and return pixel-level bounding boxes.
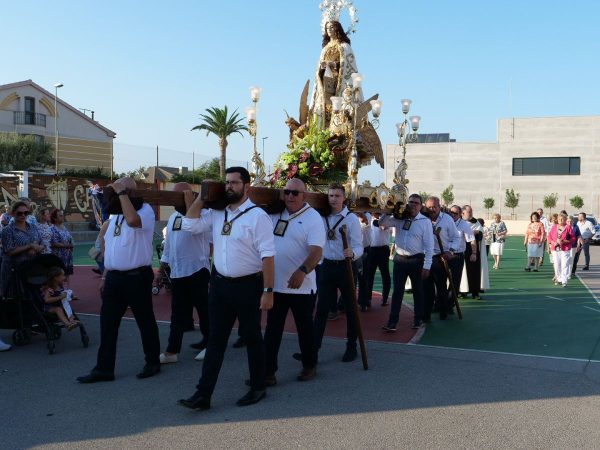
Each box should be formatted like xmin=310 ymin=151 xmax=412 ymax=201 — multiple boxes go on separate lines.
xmin=261 ymin=136 xmax=268 ymax=164
xmin=392 ymin=99 xmax=421 ymax=191
xmin=54 ymin=83 xmax=64 ymax=175
xmin=246 ymin=86 xmax=267 ymax=186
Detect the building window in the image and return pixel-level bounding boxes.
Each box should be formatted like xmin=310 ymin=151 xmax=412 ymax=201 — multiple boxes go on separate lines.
xmin=512 ymin=157 xmax=580 ymax=176
xmin=24 ymin=96 xmax=36 ymax=125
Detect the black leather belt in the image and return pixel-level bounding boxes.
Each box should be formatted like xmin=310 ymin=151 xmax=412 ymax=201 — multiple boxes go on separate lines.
xmin=395 ymin=253 xmax=424 ymax=260
xmin=108 ymin=266 xmax=151 ymax=276
xmin=322 ymin=258 xmax=346 ymax=266
xmin=213 ymin=269 xmax=262 ymax=282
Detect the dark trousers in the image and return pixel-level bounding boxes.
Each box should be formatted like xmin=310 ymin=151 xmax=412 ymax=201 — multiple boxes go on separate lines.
xmin=572 ymin=240 xmax=591 ymax=273
xmin=95 ymin=266 xmax=160 ymax=374
xmin=358 ymin=246 xmax=371 ymax=307
xmin=264 ymin=292 xmax=317 ymax=374
xmin=196 ymin=271 xmax=265 ymax=397
xmin=449 ymin=252 xmax=465 ymax=297
xmin=464 ymin=244 xmax=481 ymax=297
xmin=314 ymin=261 xmax=358 ymax=350
xmin=166 ymin=268 xmax=210 ymax=354
xmin=388 ymin=254 xmax=424 ymax=326
xmin=423 ymin=256 xmax=450 ymax=320
xmin=368 ymin=245 xmax=391 ymax=303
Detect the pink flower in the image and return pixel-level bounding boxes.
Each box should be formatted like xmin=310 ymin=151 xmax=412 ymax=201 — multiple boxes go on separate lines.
xmin=270 ymin=168 xmax=281 ymax=184
xmin=309 ymin=163 xmax=324 ymax=177
xmin=286 ymin=164 xmax=298 ymax=179
xmin=298 ymin=151 xmax=310 ymax=163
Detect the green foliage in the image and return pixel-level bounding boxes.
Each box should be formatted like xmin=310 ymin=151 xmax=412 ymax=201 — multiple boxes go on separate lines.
xmin=505 ymin=189 xmax=520 ymax=218
xmin=543 ymin=193 xmax=558 ymax=214
xmin=418 ymin=191 xmax=430 ymax=202
xmin=569 ymin=195 xmax=584 ymax=210
xmin=483 ymin=197 xmax=495 ymax=210
xmin=61 ymin=167 xmax=113 ymax=179
xmin=171 ymin=158 xmax=222 ymax=183
xmin=270 ymin=118 xmax=346 ymax=187
xmin=0 ymin=133 xmax=54 ymax=171
xmin=440 ymin=184 xmax=454 ymax=206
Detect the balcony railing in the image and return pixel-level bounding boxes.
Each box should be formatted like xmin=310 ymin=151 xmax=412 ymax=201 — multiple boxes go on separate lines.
xmin=13 ymin=111 xmax=47 ymax=127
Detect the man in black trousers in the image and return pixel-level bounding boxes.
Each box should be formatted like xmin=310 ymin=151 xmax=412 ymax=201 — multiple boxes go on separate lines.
xmin=77 ymin=177 xmax=160 ymax=383
xmin=368 ymin=213 xmax=392 ymax=306
xmin=178 ymin=167 xmax=275 ymax=410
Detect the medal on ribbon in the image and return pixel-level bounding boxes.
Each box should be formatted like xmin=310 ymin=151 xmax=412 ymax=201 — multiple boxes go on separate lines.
xmin=221 ymin=221 xmax=232 ymax=236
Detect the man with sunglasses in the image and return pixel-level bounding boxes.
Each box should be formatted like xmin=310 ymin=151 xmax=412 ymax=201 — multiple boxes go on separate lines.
xmin=312 ymin=183 xmax=363 ymax=363
xmin=380 ymin=194 xmax=433 ymax=331
xmin=179 ymin=167 xmax=275 ymax=410
xmin=423 ymin=196 xmax=461 ymax=322
xmin=264 ymin=178 xmax=324 ymax=384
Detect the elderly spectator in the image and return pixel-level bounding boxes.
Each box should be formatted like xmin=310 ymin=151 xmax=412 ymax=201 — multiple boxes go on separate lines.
xmin=35 ymin=207 xmax=53 ymax=254
xmin=548 ymin=213 xmax=576 ymax=287
xmin=488 ymin=213 xmax=508 ymax=269
xmin=50 ymin=209 xmax=74 ymax=278
xmin=524 ymin=212 xmax=546 ymax=272
xmin=572 ymin=212 xmax=595 ymax=274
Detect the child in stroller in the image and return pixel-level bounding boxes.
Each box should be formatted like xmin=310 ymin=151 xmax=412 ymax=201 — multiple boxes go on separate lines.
xmin=42 ymin=267 xmax=80 ymax=331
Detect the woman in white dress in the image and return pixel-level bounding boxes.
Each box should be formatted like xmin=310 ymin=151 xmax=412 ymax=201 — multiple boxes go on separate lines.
xmin=489 ymin=213 xmax=508 ymax=269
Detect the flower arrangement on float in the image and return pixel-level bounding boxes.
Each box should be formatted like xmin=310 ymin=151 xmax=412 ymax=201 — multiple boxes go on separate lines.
xmin=269 ymin=119 xmax=348 ymax=188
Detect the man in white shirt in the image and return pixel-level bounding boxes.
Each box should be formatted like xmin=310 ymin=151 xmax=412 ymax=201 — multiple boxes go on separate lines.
xmin=264 ymin=178 xmax=325 ymax=384
xmin=356 ymin=212 xmax=372 ymax=311
xmin=313 ymin=184 xmax=363 ymax=363
xmin=449 ymin=205 xmax=475 ymax=299
xmin=380 ymin=193 xmax=433 ymax=330
xmin=573 ymin=212 xmax=595 ymax=273
xmin=159 ymin=182 xmax=212 ymax=365
xmin=368 ymin=213 xmax=392 ymax=307
xmin=423 ymin=196 xmax=461 ymax=322
xmin=178 ymin=167 xmax=275 ymax=410
xmin=537 ymin=208 xmax=550 ymax=266
xmin=77 ymin=177 xmax=160 ymax=383
xmin=460 ymin=205 xmax=483 ymax=300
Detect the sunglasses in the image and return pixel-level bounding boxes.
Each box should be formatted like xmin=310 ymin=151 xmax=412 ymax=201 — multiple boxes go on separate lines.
xmin=15 ymin=211 xmax=31 ymax=217
xmin=408 ymin=201 xmax=421 ymax=205
xmin=450 ymin=211 xmax=460 ymax=215
xmin=283 ymin=189 xmax=302 ymax=197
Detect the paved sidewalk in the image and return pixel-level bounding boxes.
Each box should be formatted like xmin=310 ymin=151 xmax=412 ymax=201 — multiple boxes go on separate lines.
xmin=2 ymin=318 xmax=600 ymax=449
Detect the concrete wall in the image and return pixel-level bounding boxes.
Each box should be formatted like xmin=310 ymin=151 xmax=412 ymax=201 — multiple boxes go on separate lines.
xmin=385 ymin=115 xmax=600 ymax=219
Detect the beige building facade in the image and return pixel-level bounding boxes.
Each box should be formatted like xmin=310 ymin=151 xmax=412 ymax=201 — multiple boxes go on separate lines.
xmin=386 ymin=116 xmax=600 ymax=219
xmin=0 ymin=80 xmax=116 ymax=173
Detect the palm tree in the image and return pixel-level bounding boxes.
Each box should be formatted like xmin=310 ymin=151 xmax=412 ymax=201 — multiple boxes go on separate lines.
xmin=191 ymin=106 xmax=248 ymax=179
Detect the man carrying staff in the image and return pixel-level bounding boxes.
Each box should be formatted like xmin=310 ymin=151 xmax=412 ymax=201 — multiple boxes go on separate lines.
xmin=423 ymin=196 xmax=461 ymax=322
xmin=77 ymin=177 xmax=160 ymax=383
xmin=159 ymin=182 xmax=211 ymax=365
xmin=178 ymin=167 xmax=275 ymax=410
xmin=264 ymin=178 xmax=324 ymax=384
xmin=311 ymin=183 xmax=363 ymax=363
xmin=380 ymin=193 xmax=433 ymax=331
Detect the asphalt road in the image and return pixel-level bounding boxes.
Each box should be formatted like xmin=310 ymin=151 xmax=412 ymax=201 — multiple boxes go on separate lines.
xmin=2 ymin=318 xmax=600 ymax=449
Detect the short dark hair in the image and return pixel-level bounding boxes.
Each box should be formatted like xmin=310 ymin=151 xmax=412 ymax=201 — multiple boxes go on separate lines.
xmin=328 ymin=183 xmax=345 ymax=194
xmin=47 ymin=266 xmax=64 ymax=283
xmin=409 ymin=193 xmax=423 ymax=204
xmin=531 ymin=211 xmax=540 ymax=222
xmin=11 ymin=201 xmax=28 ymax=214
xmin=50 ymin=209 xmax=62 ymax=224
xmin=579 ymin=212 xmax=587 ymax=218
xmin=225 ymin=166 xmax=251 ymax=184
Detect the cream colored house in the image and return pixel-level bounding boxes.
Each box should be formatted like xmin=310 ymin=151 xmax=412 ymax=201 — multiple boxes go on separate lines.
xmin=386 ymin=116 xmax=600 ymax=219
xmin=0 ymin=79 xmax=116 ymax=173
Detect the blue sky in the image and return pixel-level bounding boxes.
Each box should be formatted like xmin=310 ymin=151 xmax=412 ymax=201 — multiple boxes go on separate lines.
xmin=3 ymin=1 xmax=599 ymax=183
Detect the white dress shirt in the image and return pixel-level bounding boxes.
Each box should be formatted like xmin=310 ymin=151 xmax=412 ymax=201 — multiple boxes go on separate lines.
xmin=380 ymin=213 xmax=434 ymax=270
xmin=370 ymin=218 xmax=392 ymax=247
xmin=539 ymin=216 xmax=550 ymax=233
xmin=454 ymin=218 xmax=475 ymax=253
xmin=578 ymin=219 xmax=595 ymax=240
xmin=104 ymin=203 xmax=155 ymax=271
xmin=181 ymin=198 xmax=275 ymax=278
xmin=322 ymin=207 xmax=363 ymax=261
xmin=271 ymin=205 xmax=325 ymax=294
xmin=430 ymin=212 xmax=461 ymax=255
xmin=161 ymin=211 xmax=211 ymax=278
xmin=360 ymin=212 xmax=372 ymax=248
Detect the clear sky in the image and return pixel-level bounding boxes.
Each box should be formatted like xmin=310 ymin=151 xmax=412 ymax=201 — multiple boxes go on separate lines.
xmin=3 ymin=0 xmax=599 ymax=183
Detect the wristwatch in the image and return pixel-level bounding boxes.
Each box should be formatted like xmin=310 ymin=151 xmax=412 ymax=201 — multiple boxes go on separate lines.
xmin=299 ymin=265 xmax=309 ymax=274
xmin=263 ymin=287 xmax=273 ymax=293
xmin=117 ymin=190 xmax=128 ymax=196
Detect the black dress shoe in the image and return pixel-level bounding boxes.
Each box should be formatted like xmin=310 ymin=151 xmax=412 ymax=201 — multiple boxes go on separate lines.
xmin=232 ymin=337 xmax=246 ymax=348
xmin=136 ymin=364 xmax=160 ymax=379
xmin=381 ymin=300 xmax=389 ymax=306
xmin=360 ymin=305 xmax=368 ymax=312
xmin=92 ymin=268 xmax=102 ymax=275
xmin=178 ymin=391 xmax=211 ymax=410
xmin=292 ymin=352 xmax=302 ymax=361
xmin=190 ymin=340 xmax=208 ymax=350
xmin=236 ymin=389 xmax=266 ymax=406
xmin=245 ymin=374 xmax=276 ymax=387
xmin=411 ymin=320 xmax=423 ymax=329
xmin=77 ymin=370 xmax=115 ymax=384
xmin=342 ymin=347 xmax=357 ymax=362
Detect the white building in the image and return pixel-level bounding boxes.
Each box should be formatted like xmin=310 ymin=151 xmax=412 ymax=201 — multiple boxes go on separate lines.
xmin=0 ymin=79 xmax=116 ymax=173
xmin=386 ymin=115 xmax=600 ymax=219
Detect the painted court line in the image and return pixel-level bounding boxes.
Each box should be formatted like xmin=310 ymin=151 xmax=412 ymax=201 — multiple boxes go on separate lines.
xmin=582 ymin=306 xmax=600 ymax=313
xmin=546 ymin=296 xmax=566 ymax=302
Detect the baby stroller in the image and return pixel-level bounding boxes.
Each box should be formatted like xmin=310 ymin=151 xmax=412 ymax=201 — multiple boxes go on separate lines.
xmin=152 ymin=234 xmax=172 ymax=295
xmin=0 ymin=254 xmax=89 ymax=354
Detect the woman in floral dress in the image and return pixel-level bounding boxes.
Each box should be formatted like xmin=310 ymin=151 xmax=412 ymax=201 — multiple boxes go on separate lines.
xmin=50 ymin=209 xmax=74 ymax=277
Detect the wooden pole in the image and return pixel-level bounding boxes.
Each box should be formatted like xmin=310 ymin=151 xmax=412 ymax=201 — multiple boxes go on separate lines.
xmin=434 ymin=228 xmax=462 ymax=319
xmin=339 ymin=225 xmax=368 ymax=370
